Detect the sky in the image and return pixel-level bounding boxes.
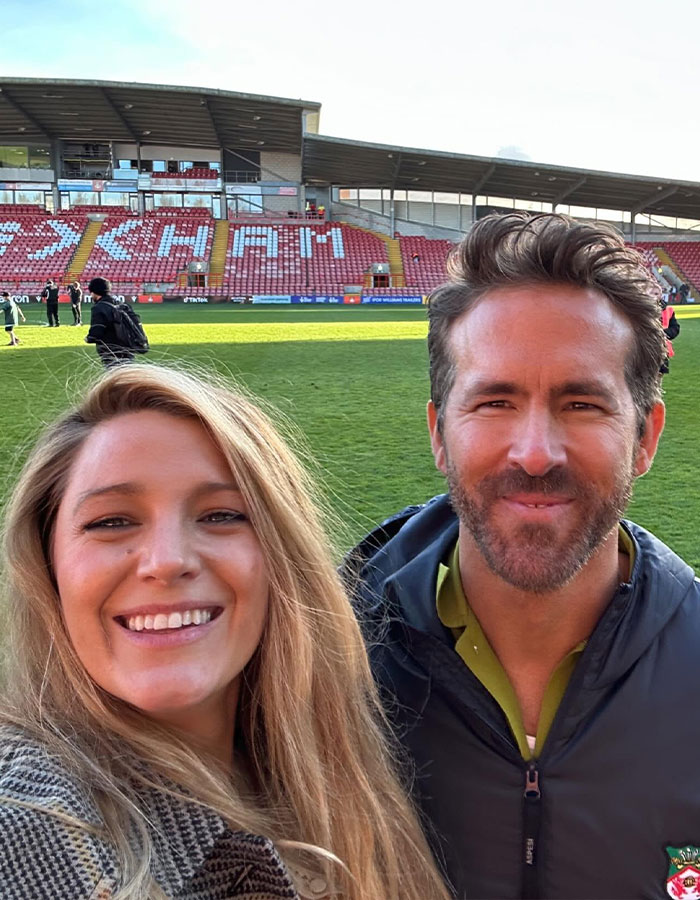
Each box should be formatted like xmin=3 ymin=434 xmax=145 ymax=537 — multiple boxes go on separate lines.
xmin=4 ymin=0 xmax=700 ymax=183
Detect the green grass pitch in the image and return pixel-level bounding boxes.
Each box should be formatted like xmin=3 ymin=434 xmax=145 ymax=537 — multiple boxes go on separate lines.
xmin=0 ymin=302 xmax=697 ymax=571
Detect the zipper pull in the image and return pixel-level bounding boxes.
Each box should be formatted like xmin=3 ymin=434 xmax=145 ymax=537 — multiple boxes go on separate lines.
xmin=524 ymin=760 xmax=540 ymax=799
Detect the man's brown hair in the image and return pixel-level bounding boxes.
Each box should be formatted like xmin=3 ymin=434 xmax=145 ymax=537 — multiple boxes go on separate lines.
xmin=428 ymin=212 xmax=666 ymax=436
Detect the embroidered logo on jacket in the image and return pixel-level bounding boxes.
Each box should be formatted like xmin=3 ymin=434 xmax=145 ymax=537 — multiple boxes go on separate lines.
xmin=666 ymin=846 xmax=700 ymax=899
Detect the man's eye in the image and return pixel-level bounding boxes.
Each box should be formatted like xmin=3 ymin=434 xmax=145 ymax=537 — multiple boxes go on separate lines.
xmin=83 ymin=517 xmax=133 ymax=530
xmin=567 ymin=402 xmax=599 ymax=411
xmin=476 ymin=400 xmax=509 ymax=409
xmin=201 ymin=510 xmax=247 ymax=524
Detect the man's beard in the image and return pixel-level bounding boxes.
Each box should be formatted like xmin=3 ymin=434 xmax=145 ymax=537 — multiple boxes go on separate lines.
xmin=446 ymin=461 xmax=635 ymax=594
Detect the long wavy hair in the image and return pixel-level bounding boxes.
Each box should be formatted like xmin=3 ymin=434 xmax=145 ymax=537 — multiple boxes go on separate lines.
xmin=0 ymin=364 xmax=449 ymax=900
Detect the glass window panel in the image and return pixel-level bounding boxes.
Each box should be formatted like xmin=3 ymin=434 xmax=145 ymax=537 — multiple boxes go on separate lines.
xmin=0 ymin=190 xmax=13 ymax=203
xmin=154 ymin=193 xmax=183 ymax=207
xmin=184 ymin=193 xmax=211 ymax=208
xmin=180 ymin=161 xmax=193 ymax=171
xmin=408 ymin=190 xmax=431 ymax=202
xmin=359 ymin=189 xmax=381 ymax=200
xmin=70 ymin=191 xmax=99 ymax=205
xmin=0 ymin=145 xmax=28 ymax=168
xmin=152 ymin=160 xmax=166 ymax=172
xmin=101 ymin=193 xmax=130 ymax=206
xmin=15 ymin=190 xmax=44 ymax=204
xmin=434 ymin=192 xmax=459 ymax=205
xmin=28 ymin=146 xmax=51 ymax=169
xmin=596 ymin=208 xmax=624 ymax=222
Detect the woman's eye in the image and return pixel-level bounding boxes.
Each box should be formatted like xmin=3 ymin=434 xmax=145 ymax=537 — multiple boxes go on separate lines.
xmin=201 ymin=510 xmax=247 ymax=525
xmin=83 ymin=516 xmax=133 ymax=531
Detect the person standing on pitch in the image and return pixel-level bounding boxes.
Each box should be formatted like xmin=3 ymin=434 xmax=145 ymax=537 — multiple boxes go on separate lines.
xmin=69 ymin=280 xmax=83 ymax=325
xmin=42 ymin=279 xmax=60 ymax=327
xmin=85 ymin=276 xmax=134 ymax=367
xmin=0 ymin=291 xmax=25 ymax=346
xmin=346 ymin=213 xmax=700 ymax=899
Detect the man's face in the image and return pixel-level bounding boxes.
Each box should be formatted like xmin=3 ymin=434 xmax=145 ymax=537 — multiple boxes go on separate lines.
xmin=428 ymin=284 xmax=665 ymax=593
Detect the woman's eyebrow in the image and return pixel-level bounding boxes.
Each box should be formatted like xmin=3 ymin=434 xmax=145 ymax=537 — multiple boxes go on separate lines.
xmin=73 ymin=482 xmax=139 ymax=514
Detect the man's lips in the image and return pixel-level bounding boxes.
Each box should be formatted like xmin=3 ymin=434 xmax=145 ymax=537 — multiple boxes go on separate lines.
xmin=503 ymin=494 xmax=573 ymax=507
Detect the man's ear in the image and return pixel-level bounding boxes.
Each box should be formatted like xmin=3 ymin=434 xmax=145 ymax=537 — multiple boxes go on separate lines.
xmin=634 ymin=401 xmax=665 ymax=476
xmin=427 ymin=400 xmax=448 ymax=475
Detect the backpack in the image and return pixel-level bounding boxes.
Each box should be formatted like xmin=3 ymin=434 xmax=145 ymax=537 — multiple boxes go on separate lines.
xmin=112 ymin=302 xmax=149 ymax=353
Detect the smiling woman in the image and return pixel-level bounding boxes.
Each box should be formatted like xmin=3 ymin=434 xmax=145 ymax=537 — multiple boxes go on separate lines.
xmin=0 ymin=365 xmax=450 ymax=900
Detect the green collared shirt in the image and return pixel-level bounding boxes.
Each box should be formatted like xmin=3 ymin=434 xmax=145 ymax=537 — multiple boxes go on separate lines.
xmin=436 ymin=530 xmax=635 ymax=759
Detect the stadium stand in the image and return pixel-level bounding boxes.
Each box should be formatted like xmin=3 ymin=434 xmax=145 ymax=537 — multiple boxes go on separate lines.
xmin=81 ymin=213 xmax=215 ymax=290
xmin=0 ymin=211 xmax=89 ymax=292
xmin=224 ymin=223 xmax=388 ymax=295
xmin=633 ymin=241 xmax=700 ymax=294
xmin=399 ymin=236 xmax=453 ymax=291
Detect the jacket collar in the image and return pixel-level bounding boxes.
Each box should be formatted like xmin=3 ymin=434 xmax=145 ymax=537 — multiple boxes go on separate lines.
xmin=359 ymin=494 xmax=698 ymax=685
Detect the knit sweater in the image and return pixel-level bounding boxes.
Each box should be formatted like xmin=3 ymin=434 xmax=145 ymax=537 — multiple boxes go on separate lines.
xmin=0 ymin=728 xmax=320 ymax=899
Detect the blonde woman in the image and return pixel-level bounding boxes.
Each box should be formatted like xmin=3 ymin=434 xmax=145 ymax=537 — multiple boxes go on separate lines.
xmin=0 ymin=365 xmax=450 ymax=900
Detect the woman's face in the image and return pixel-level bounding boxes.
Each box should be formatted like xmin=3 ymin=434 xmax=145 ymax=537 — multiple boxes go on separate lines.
xmin=52 ymin=410 xmax=269 ymax=750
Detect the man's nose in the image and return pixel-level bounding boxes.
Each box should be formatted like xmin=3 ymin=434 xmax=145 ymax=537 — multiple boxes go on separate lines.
xmin=506 ymin=408 xmax=567 ymax=476
xmin=135 ymin=520 xmax=200 ymax=584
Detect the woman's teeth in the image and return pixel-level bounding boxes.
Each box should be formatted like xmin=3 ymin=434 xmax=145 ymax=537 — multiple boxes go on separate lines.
xmin=126 ymin=609 xmax=213 ymax=632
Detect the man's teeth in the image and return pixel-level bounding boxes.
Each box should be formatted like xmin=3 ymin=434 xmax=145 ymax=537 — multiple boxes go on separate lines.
xmin=126 ymin=609 xmax=213 ymax=632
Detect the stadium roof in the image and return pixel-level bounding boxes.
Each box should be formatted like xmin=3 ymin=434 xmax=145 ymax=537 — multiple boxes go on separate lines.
xmin=0 ymin=78 xmax=320 ymax=153
xmin=303 ymin=134 xmax=700 ymax=220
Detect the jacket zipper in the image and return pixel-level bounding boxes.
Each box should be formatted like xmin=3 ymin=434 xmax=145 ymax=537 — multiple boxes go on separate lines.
xmin=522 ymin=760 xmax=542 ymax=899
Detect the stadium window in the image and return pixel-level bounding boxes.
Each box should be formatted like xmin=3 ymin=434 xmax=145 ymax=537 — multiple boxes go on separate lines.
xmin=152 ymin=160 xmax=166 ymax=172
xmin=434 ymin=192 xmax=459 ymax=205
xmin=15 ymin=190 xmax=44 ymax=205
xmin=118 ymin=159 xmax=134 ymax=169
xmin=0 ymin=145 xmax=29 ymax=168
xmin=180 ymin=161 xmax=194 ymax=171
xmin=154 ymin=193 xmax=183 ymax=208
xmin=393 ymin=190 xmax=407 ymax=201
xmin=210 ymin=162 xmax=221 ymax=172
xmin=0 ymin=190 xmax=12 ymax=203
xmin=184 ymin=193 xmax=210 ymax=208
xmin=167 ymin=160 xmax=178 ymax=174
xmin=28 ymin=146 xmax=51 ymax=169
xmin=70 ymin=191 xmax=99 ymax=206
xmin=596 ymin=208 xmax=624 ymax=222
xmin=102 ymin=192 xmax=130 ymax=207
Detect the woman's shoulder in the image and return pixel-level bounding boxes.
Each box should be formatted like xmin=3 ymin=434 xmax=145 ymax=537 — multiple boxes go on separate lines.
xmin=0 ymin=727 xmax=119 ymax=898
xmin=0 ymin=726 xmax=102 ymax=823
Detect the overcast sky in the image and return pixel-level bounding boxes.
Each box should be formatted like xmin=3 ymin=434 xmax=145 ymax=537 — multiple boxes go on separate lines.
xmin=4 ymin=0 xmax=700 ymax=182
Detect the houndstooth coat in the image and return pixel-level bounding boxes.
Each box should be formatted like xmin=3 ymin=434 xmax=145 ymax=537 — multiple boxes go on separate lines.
xmin=0 ymin=730 xmax=328 ymax=899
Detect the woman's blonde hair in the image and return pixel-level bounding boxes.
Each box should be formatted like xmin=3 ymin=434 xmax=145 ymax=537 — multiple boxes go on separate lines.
xmin=0 ymin=364 xmax=449 ymax=900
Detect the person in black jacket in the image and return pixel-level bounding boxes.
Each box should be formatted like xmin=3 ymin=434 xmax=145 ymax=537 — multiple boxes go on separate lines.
xmin=68 ymin=280 xmax=83 ymax=325
xmin=85 ymin=276 xmax=134 ymax=367
xmin=346 ymin=213 xmax=700 ymax=900
xmin=41 ymin=279 xmax=60 ymax=327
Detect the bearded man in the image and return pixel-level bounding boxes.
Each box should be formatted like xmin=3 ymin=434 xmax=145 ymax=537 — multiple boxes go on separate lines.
xmin=346 ymin=213 xmax=699 ymax=900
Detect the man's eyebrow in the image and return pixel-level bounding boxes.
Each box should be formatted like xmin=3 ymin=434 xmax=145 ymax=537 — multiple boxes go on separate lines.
xmin=463 ymin=379 xmax=520 ymax=397
xmin=553 ymin=380 xmax=618 ymax=402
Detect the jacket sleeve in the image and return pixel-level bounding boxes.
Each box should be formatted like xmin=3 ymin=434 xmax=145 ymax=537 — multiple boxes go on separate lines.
xmin=85 ymin=303 xmax=112 ymax=344
xmin=664 ymin=311 xmax=680 ymax=340
xmin=0 ymin=800 xmax=118 ymax=898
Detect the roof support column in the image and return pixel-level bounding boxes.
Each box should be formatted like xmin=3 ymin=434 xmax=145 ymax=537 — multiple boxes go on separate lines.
xmin=389 ymin=187 xmax=395 ymax=238
xmin=631 ymin=214 xmax=636 ymax=243
xmin=50 ymin=139 xmax=61 ymax=212
xmin=136 ymin=142 xmax=145 ymax=214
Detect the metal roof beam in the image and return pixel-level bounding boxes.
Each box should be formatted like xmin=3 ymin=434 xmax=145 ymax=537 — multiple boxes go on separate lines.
xmin=100 ymin=88 xmax=138 ymax=140
xmin=200 ymin=98 xmax=225 ymax=147
xmin=552 ymin=176 xmax=587 ymax=207
xmin=631 ymin=185 xmax=678 ymax=216
xmin=472 ymin=164 xmax=496 ymax=195
xmin=0 ymin=88 xmax=49 ymax=137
